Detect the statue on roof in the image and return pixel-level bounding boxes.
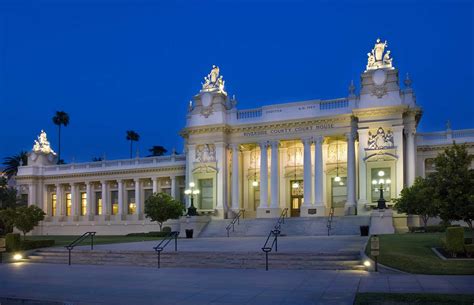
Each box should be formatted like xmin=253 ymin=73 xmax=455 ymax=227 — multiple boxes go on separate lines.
xmin=32 ymin=130 xmax=56 ymax=155
xmin=201 ymin=65 xmax=227 ymax=95
xmin=366 ymin=38 xmax=394 ymax=71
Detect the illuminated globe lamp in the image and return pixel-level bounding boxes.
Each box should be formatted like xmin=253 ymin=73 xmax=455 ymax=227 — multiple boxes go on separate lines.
xmin=252 ymin=179 xmax=259 ymax=187
xmin=184 ymin=182 xmax=200 ymax=216
xmin=292 ymin=180 xmax=300 ymax=189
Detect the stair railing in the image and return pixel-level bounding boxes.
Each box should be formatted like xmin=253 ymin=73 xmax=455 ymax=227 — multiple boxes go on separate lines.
xmin=153 ymin=231 xmax=179 ymax=269
xmin=225 ymin=209 xmax=245 ymax=237
xmin=261 ymin=208 xmax=288 ymax=270
xmin=64 ymin=232 xmax=96 ymax=266
xmin=327 ymin=207 xmax=335 ymax=236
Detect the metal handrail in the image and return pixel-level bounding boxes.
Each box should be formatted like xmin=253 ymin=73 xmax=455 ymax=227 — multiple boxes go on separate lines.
xmin=261 ymin=208 xmax=288 ymax=270
xmin=327 ymin=207 xmax=335 ymax=236
xmin=226 ymin=209 xmax=245 ymax=237
xmin=153 ymin=231 xmax=179 ymax=269
xmin=64 ymin=232 xmax=96 ymax=265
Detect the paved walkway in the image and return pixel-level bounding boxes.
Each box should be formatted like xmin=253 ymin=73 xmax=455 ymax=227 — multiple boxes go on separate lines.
xmin=76 ymin=236 xmax=368 ymax=253
xmin=0 ymin=263 xmax=473 ymax=305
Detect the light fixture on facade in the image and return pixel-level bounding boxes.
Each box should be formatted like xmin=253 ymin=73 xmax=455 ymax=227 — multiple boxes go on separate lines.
xmin=13 ymin=253 xmax=23 ymax=261
xmin=292 ymin=145 xmax=299 ymax=189
xmin=334 ymin=139 xmax=341 ymax=182
xmin=252 ymin=148 xmax=258 ymax=187
xmin=184 ymin=182 xmax=199 ymax=216
xmin=378 ymin=170 xmax=385 ymax=177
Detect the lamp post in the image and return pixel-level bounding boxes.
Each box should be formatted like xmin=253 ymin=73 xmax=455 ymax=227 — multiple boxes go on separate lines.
xmin=184 ymin=182 xmax=199 ymax=216
xmin=372 ymin=170 xmax=391 ymax=210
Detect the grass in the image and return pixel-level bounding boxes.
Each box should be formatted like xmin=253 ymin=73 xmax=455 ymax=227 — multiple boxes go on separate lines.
xmin=366 ymin=233 xmax=474 ymax=275
xmin=25 ymin=235 xmax=165 ymax=247
xmin=354 ymin=293 xmax=474 ymax=305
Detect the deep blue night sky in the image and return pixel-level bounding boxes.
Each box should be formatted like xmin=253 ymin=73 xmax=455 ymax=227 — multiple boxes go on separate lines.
xmin=0 ymin=0 xmax=472 ymax=162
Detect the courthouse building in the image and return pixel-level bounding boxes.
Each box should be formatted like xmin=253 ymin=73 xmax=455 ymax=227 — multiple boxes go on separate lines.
xmin=16 ymin=39 xmax=474 ymax=235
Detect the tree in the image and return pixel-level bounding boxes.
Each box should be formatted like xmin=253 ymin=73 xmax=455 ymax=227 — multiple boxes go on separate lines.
xmin=92 ymin=156 xmax=103 ymax=162
xmin=2 ymin=151 xmax=28 ymax=178
xmin=0 ymin=176 xmax=19 ymax=209
xmin=126 ymin=130 xmax=140 ymax=158
xmin=0 ymin=208 xmax=17 ymax=234
xmin=430 ymin=143 xmax=474 ymax=231
xmin=394 ymin=176 xmax=438 ymax=228
xmin=144 ymin=192 xmax=184 ymax=231
xmin=52 ymin=111 xmax=70 ymax=164
xmin=13 ymin=205 xmax=45 ymax=239
xmin=148 ymin=146 xmax=167 ymax=157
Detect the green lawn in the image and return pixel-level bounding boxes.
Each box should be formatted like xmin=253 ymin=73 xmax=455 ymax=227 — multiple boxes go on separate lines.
xmin=354 ymin=293 xmax=474 ymax=305
xmin=366 ymin=233 xmax=474 ymax=275
xmin=26 ymin=235 xmax=165 ymax=247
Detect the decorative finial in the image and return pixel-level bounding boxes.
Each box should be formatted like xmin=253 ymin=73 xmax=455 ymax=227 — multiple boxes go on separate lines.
xmin=172 ymin=147 xmax=177 ymax=155
xmin=404 ymin=73 xmax=412 ymax=88
xmin=446 ymin=120 xmax=451 ymax=130
xmin=348 ymin=80 xmax=356 ymax=95
xmin=188 ymin=100 xmax=193 ymax=112
xmin=366 ymin=38 xmax=393 ymax=71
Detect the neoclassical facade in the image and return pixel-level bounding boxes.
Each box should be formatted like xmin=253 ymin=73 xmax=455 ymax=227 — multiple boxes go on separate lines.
xmin=16 ymin=39 xmax=474 ymax=234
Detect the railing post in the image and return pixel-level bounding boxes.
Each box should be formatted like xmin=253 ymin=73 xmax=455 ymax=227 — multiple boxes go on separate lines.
xmin=174 ymin=233 xmax=177 ymax=252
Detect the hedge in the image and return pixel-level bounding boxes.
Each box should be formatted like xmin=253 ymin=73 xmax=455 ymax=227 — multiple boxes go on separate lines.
xmin=20 ymin=239 xmax=55 ymax=250
xmin=126 ymin=231 xmax=170 ymax=237
xmin=444 ymin=227 xmax=465 ymax=257
xmin=465 ymin=244 xmax=474 ymax=258
xmin=5 ymin=233 xmax=21 ymax=252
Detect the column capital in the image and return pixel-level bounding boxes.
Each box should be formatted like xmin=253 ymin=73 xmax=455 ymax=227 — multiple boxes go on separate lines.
xmin=229 ymin=143 xmax=241 ymax=151
xmin=133 ymin=178 xmax=141 ymax=183
xmin=404 ymin=126 xmax=416 ymax=136
xmin=314 ymin=135 xmax=324 ymax=145
xmin=100 ymin=180 xmax=108 ymax=185
xmin=269 ymin=140 xmax=280 ymax=149
xmin=345 ymin=131 xmax=356 ymax=142
xmin=302 ymin=137 xmax=312 ymax=146
xmin=259 ymin=141 xmax=269 ymax=149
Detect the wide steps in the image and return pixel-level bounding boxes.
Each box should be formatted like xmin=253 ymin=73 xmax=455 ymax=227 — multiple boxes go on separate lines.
xmin=25 ymin=249 xmax=362 ymax=270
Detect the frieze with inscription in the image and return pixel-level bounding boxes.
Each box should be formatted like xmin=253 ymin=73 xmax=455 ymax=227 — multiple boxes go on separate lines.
xmin=243 ymin=124 xmax=334 ymax=137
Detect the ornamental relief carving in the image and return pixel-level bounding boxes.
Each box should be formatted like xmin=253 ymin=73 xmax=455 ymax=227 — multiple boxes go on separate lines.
xmin=195 ymin=144 xmax=216 ymax=163
xmin=367 ymin=127 xmax=394 ymax=150
xmin=286 ymin=147 xmax=303 ymax=166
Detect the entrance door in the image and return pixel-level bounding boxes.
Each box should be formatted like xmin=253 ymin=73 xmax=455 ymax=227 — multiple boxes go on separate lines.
xmin=290 ymin=180 xmax=304 ymax=217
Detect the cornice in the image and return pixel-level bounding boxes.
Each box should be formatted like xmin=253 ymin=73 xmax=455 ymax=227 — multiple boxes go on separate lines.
xmin=352 ymin=105 xmax=409 ymax=119
xmin=15 ymin=165 xmax=186 ymax=182
xmin=417 ymin=143 xmax=474 ymax=152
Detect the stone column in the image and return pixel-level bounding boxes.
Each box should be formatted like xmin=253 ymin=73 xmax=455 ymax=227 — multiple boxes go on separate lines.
xmin=258 ymin=142 xmax=268 ymax=209
xmin=152 ymin=177 xmax=159 ymax=194
xmin=55 ymin=184 xmax=63 ymax=218
xmin=86 ymin=182 xmax=93 ymax=220
xmin=70 ymin=183 xmax=78 ymax=219
xmin=28 ymin=184 xmax=36 ymax=207
xmin=117 ymin=180 xmax=125 ymax=219
xmin=231 ymin=144 xmax=240 ymax=211
xmin=171 ymin=176 xmax=177 ymax=199
xmin=393 ymin=126 xmax=405 ymax=198
xmin=405 ymin=126 xmax=416 ymax=186
xmin=270 ymin=141 xmax=280 ymax=209
xmin=42 ymin=184 xmax=48 ymax=214
xmin=134 ymin=178 xmax=143 ymax=219
xmin=101 ymin=181 xmax=109 ymax=217
xmin=313 ymin=136 xmax=325 ymax=215
xmin=357 ymin=129 xmax=368 ymax=212
xmin=345 ymin=132 xmax=356 ymax=215
xmin=215 ymin=142 xmax=227 ymax=216
xmin=302 ymin=138 xmax=312 ymax=207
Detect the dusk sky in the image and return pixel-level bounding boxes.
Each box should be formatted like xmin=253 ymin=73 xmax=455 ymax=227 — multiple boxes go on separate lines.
xmin=0 ymin=0 xmax=472 ymax=163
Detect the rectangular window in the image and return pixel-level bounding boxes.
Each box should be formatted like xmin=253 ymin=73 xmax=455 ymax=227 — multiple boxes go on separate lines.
xmin=162 ymin=188 xmax=171 ymax=195
xmin=51 ymin=193 xmax=57 ymax=216
xmin=66 ymin=193 xmax=72 ymax=216
xmin=331 ymin=177 xmax=347 ymax=208
xmin=111 ymin=191 xmax=118 ymax=215
xmin=95 ymin=192 xmax=102 ymax=215
xmin=144 ymin=189 xmax=153 ymax=201
xmin=127 ymin=190 xmax=136 ymax=214
xmin=80 ymin=192 xmax=87 ymax=216
xmin=199 ymin=179 xmax=213 ymax=210
xmin=371 ymin=168 xmax=392 ymax=203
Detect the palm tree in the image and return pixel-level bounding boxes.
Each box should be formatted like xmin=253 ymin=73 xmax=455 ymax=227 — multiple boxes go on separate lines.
xmin=52 ymin=111 xmax=70 ymax=164
xmin=126 ymin=130 xmax=140 ymax=158
xmin=2 ymin=151 xmax=28 ymax=179
xmin=148 ymin=146 xmax=167 ymax=157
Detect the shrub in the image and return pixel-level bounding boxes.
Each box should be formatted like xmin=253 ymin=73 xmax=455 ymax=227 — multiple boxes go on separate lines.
xmin=465 ymin=244 xmax=474 ymax=258
xmin=162 ymin=226 xmax=172 ymax=233
xmin=126 ymin=232 xmax=169 ymax=237
xmin=409 ymin=225 xmax=448 ymax=233
xmin=444 ymin=227 xmax=465 ymax=257
xmin=5 ymin=233 xmax=21 ymax=252
xmin=20 ymin=239 xmax=55 ymax=250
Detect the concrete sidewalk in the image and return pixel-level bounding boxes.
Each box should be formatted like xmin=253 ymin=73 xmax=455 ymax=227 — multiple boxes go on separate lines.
xmin=76 ymin=235 xmax=368 ymax=253
xmin=0 ymin=263 xmax=473 ymax=305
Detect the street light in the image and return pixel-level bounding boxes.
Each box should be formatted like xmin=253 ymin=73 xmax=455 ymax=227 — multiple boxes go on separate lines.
xmin=372 ymin=170 xmax=391 ymax=210
xmin=184 ymin=182 xmax=200 ymax=216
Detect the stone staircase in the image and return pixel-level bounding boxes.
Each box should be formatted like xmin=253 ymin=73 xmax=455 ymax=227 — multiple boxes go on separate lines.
xmin=199 ymin=216 xmax=370 ymax=238
xmin=24 ymin=248 xmax=365 ymax=270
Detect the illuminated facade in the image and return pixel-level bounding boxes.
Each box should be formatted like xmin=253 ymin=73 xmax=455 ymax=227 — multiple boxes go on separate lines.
xmin=16 ymin=39 xmax=474 ymax=235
